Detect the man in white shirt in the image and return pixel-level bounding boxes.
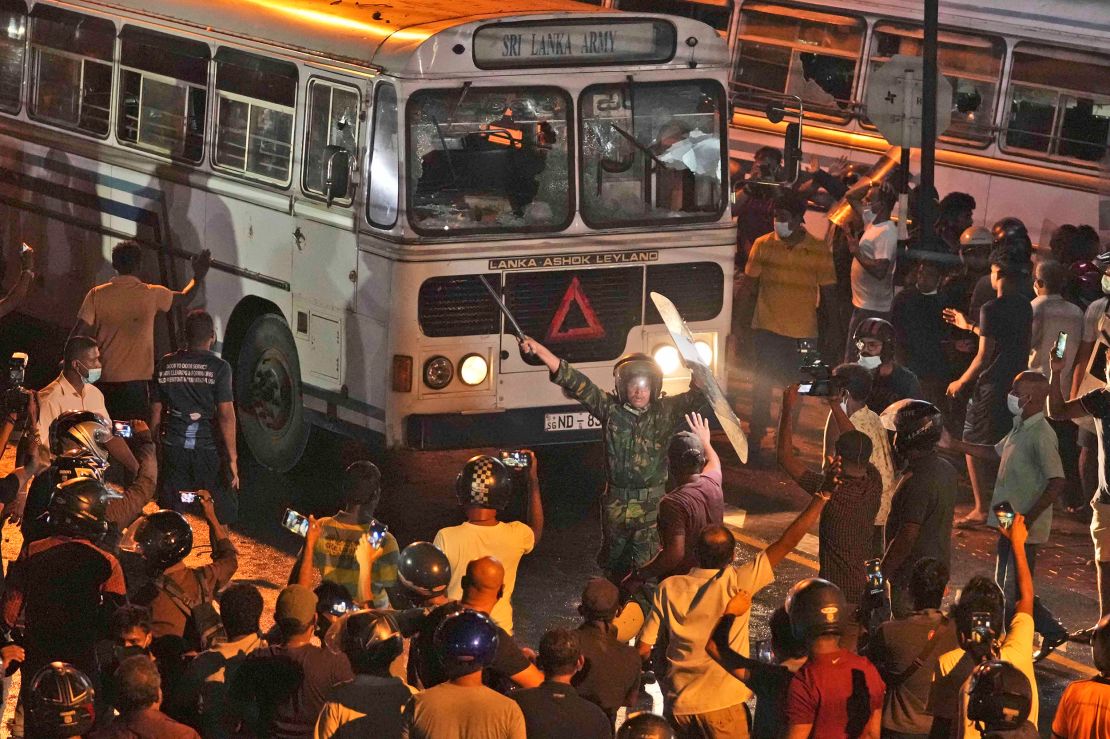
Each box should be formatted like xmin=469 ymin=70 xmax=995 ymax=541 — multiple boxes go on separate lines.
xmin=637 ymin=494 xmax=830 ymax=738
xmin=845 ymin=182 xmax=899 ymax=361
xmin=434 ymin=454 xmax=543 ymax=635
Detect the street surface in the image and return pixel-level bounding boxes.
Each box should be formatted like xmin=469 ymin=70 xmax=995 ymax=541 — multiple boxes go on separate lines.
xmin=1 ymin=382 xmax=1099 ymax=736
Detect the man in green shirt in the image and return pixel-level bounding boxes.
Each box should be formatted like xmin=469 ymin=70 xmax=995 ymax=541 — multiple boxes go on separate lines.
xmin=521 ymin=338 xmax=703 ymax=578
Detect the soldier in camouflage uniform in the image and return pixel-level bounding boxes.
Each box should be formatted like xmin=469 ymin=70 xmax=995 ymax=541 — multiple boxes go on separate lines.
xmin=522 ymin=337 xmax=704 ymax=578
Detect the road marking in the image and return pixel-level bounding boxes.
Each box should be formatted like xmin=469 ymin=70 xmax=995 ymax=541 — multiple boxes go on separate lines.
xmin=724 ymin=522 xmax=1098 ymax=677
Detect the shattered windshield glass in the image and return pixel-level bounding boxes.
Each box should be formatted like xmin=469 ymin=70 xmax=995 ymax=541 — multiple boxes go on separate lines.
xmin=407 ymin=86 xmax=571 ymax=234
xmin=580 ymin=80 xmax=725 ymax=227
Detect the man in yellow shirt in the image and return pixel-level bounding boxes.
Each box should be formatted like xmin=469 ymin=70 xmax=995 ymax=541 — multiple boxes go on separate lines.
xmin=737 ymin=192 xmax=837 ymax=462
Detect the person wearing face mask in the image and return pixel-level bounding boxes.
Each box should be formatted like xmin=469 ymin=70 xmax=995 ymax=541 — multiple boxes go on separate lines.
xmin=853 ymin=317 xmax=921 ymax=415
xmin=736 ymin=192 xmax=837 ymax=463
xmin=892 ymin=259 xmax=952 ymax=407
xmin=844 ymin=181 xmax=900 ymax=361
xmin=940 ymin=370 xmax=1069 ymax=660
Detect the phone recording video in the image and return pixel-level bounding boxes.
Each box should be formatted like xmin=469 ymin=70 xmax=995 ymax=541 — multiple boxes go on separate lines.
xmin=865 ymin=558 xmax=884 ymax=595
xmin=113 ymin=420 xmax=133 ymax=438
xmin=366 ymin=519 xmax=389 ymax=549
xmin=283 ymin=508 xmax=310 ymax=537
xmin=1054 ymin=331 xmax=1068 ymax=360
xmin=179 ymin=491 xmax=197 ymax=504
xmin=498 ymin=450 xmax=531 ymax=470
xmin=992 ymin=500 xmax=1015 ymax=529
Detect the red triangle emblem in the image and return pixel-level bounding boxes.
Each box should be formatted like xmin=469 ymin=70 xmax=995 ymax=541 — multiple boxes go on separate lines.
xmin=545 ymin=276 xmax=606 ymax=342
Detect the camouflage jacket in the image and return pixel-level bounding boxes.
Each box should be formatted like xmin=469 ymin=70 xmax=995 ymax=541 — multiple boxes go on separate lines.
xmin=552 ymin=360 xmax=704 ymax=490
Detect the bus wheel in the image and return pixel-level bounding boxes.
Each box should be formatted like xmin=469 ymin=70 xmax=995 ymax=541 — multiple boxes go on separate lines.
xmin=234 ymin=313 xmax=309 ymax=472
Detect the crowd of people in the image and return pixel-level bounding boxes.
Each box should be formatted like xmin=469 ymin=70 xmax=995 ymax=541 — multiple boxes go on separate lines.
xmin=0 ymin=150 xmax=1107 ymax=739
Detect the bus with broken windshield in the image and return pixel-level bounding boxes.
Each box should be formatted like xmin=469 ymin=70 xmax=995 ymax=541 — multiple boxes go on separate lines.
xmin=0 ymin=0 xmax=736 ymax=468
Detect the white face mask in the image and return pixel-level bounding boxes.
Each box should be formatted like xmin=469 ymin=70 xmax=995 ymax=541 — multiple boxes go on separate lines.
xmin=1102 ymin=274 xmax=1110 ymax=295
xmin=921 ymin=289 xmax=938 ymax=296
xmin=77 ymin=361 xmax=102 ymax=385
xmin=858 ymin=355 xmax=882 ymax=370
xmin=862 ymin=207 xmax=876 ymax=227
xmin=774 ymin=221 xmax=794 ymax=239
xmin=1006 ymin=393 xmax=1024 ymax=417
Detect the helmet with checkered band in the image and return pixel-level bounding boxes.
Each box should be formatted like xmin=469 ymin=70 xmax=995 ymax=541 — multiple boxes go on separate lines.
xmin=613 ymin=353 xmax=663 ymax=405
xmin=455 ymin=455 xmax=513 ymax=510
xmin=49 ymin=411 xmax=112 ymax=468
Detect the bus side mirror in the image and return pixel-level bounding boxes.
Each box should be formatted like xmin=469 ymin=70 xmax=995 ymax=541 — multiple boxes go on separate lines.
xmin=783 ymin=122 xmax=802 ymax=184
xmin=324 ymin=145 xmax=351 ymax=206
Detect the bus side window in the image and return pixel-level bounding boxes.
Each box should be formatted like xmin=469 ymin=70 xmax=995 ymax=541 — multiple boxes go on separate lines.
xmin=865 ymin=23 xmax=1003 ymax=146
xmin=1003 ymin=43 xmax=1110 ymax=166
xmin=0 ymin=0 xmax=26 ymax=114
xmin=366 ymin=83 xmax=398 ymax=229
xmin=303 ymin=79 xmax=359 ymax=202
xmin=732 ymin=2 xmax=864 ymax=124
xmin=117 ymin=27 xmax=209 ymax=163
xmin=213 ymin=47 xmax=297 ymax=185
xmin=28 ymin=5 xmax=113 ymax=136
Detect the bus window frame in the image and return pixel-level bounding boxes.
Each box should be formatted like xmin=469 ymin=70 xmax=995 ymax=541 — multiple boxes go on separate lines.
xmin=1000 ymin=42 xmax=1110 ymax=170
xmin=0 ymin=0 xmax=27 ymax=116
xmin=300 ymin=75 xmax=361 ymax=206
xmin=730 ymin=1 xmax=867 ymax=126
xmin=116 ymin=66 xmax=208 ymax=163
xmin=860 ymin=20 xmax=1004 ymax=151
xmin=366 ymin=81 xmax=399 ymax=230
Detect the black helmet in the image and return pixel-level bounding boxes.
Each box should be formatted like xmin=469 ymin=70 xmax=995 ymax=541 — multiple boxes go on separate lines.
xmin=328 ymin=610 xmax=404 ymax=672
xmin=120 ymin=510 xmax=193 ymax=571
xmin=991 ymin=217 xmax=1027 ymax=246
xmin=966 ymin=660 xmax=1032 ymax=731
xmin=53 ymin=452 xmax=108 ymax=483
xmin=785 ymin=577 xmax=846 ymax=642
xmin=617 ymin=712 xmax=676 ymax=739
xmin=25 ymin=662 xmax=96 ymax=737
xmin=613 ymin=353 xmax=663 ymax=405
xmin=881 ymin=399 xmax=943 ymax=455
xmin=49 ymin=411 xmax=112 ymax=468
xmin=45 ymin=476 xmax=121 ymax=541
xmin=853 ymin=317 xmax=896 ymax=362
xmin=434 ymin=609 xmax=499 ymax=672
xmin=455 ymin=455 xmax=513 ymax=510
xmin=398 ymin=541 xmax=451 ymax=597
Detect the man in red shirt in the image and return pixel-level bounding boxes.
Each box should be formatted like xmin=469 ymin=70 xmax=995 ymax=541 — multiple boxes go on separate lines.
xmin=784 ymin=578 xmax=885 ymax=738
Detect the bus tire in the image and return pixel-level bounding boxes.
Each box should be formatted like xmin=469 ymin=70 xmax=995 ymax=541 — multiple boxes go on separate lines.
xmin=234 ymin=312 xmax=310 ymax=472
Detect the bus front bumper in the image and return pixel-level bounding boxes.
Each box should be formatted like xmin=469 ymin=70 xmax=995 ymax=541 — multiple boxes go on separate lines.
xmin=405 ymin=404 xmax=602 ymax=450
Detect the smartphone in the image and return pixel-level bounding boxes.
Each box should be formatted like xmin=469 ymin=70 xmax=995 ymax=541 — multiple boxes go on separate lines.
xmin=112 ymin=420 xmax=133 ymax=438
xmin=499 ymin=450 xmax=530 ymax=470
xmin=865 ymin=558 xmax=884 ymax=595
xmin=1054 ymin=331 xmax=1068 ymax=360
xmin=20 ymin=242 xmax=30 ymax=255
xmin=754 ymin=639 xmax=774 ymax=664
xmin=971 ymin=611 xmax=994 ymax=644
xmin=179 ymin=491 xmax=197 ymax=504
xmin=798 ymin=383 xmax=814 ymax=394
xmin=283 ymin=508 xmax=310 ymax=537
xmin=366 ymin=519 xmax=389 ymax=549
xmin=993 ymin=500 xmax=1015 ymax=529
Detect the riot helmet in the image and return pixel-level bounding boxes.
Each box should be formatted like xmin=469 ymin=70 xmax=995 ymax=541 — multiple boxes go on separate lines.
xmin=49 ymin=411 xmax=112 ymax=469
xmin=25 ymin=662 xmax=96 ymax=737
xmin=433 ymin=609 xmax=499 ymax=676
xmin=617 ymin=712 xmax=676 ymax=739
xmin=120 ymin=510 xmax=193 ymax=572
xmin=959 ymin=226 xmax=993 ymax=249
xmin=45 ymin=476 xmax=121 ymax=541
xmin=881 ymin=399 xmax=943 ymax=456
xmin=455 ymin=455 xmax=513 ymax=510
xmin=966 ymin=660 xmax=1032 ymax=731
xmin=398 ymin=541 xmax=451 ymax=598
xmin=785 ymin=577 xmax=846 ymax=643
xmin=613 ymin=353 xmax=663 ymax=407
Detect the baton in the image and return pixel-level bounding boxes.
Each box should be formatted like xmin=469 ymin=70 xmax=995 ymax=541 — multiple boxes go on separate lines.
xmin=479 ymin=275 xmax=543 ymax=365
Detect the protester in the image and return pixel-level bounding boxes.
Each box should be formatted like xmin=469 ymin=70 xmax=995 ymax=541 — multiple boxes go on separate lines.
xmin=783 ymin=578 xmax=885 ymax=738
xmin=735 ymin=191 xmax=837 ymax=463
xmin=511 ymin=628 xmax=612 ymax=739
xmin=521 ymin=337 xmax=702 ymax=576
xmin=315 ymin=610 xmax=411 ymax=739
xmin=936 ymin=193 xmax=976 ymax=254
xmin=733 ymin=147 xmax=783 ymax=271
xmin=151 ymin=309 xmax=239 ymax=523
xmin=940 ymin=371 xmax=1069 ymax=659
xmin=845 ymin=182 xmax=899 ymax=358
xmin=892 ymin=259 xmax=951 ymax=405
xmin=964 ymin=660 xmax=1039 ymax=738
xmin=395 ymin=541 xmax=451 ymax=609
xmin=881 ymin=400 xmax=957 ymax=617
xmin=572 ymin=578 xmax=642 ymax=724
xmin=229 ymin=584 xmax=355 ymax=739
xmin=435 ymin=454 xmax=542 ymax=634
xmin=73 ymin=240 xmax=211 ymax=420
xmin=638 ymin=492 xmax=831 ymax=738
xmin=24 ymin=662 xmax=96 ymax=739
xmin=852 ymin=317 xmax=921 ymax=414
xmin=294 ymin=461 xmax=399 ymax=609
xmin=625 ymin=412 xmax=723 ymax=587
xmin=401 ymin=609 xmax=527 ymax=739
xmin=91 ymin=654 xmax=201 ymax=739
xmin=866 ymin=557 xmax=958 ymax=737
xmin=1051 ymin=613 xmax=1110 ymax=737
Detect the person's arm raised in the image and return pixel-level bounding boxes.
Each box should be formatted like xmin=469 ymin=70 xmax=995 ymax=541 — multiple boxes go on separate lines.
xmin=766 ymin=492 xmax=829 ymax=568
xmin=1000 ymin=514 xmax=1033 ymax=616
xmin=1049 ymin=352 xmax=1092 ymax=420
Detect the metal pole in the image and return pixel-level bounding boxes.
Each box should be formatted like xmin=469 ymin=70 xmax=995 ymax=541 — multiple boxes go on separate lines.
xmin=920 ymin=0 xmax=939 ymax=244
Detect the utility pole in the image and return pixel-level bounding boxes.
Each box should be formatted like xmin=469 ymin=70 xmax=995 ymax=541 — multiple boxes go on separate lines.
xmin=920 ymin=0 xmax=939 ymax=244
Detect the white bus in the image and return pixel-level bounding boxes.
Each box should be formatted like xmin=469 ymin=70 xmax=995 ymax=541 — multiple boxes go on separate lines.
xmin=601 ymin=0 xmax=1110 ymax=242
xmin=0 ymin=0 xmax=736 ymax=469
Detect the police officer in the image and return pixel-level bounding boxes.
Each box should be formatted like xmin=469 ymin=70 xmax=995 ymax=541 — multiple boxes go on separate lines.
xmin=617 ymin=712 xmax=676 ymax=739
xmin=521 ymin=338 xmax=704 ymax=578
xmin=24 ymin=662 xmax=97 ymax=738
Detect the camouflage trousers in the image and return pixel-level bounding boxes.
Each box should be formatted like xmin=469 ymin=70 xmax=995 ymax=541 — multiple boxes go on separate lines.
xmin=600 ymin=484 xmax=665 ymax=578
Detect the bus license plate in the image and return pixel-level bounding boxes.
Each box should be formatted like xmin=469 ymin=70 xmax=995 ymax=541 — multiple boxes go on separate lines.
xmin=544 ymin=411 xmax=600 ymax=432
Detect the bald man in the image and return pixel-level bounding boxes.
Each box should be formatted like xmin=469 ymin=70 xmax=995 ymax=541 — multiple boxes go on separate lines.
xmin=942 ymin=370 xmax=1070 ymax=658
xmin=407 ymin=556 xmax=544 ymax=692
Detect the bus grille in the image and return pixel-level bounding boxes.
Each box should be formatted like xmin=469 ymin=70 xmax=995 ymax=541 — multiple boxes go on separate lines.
xmin=418 ymin=275 xmax=500 ymax=337
xmin=645 ymin=262 xmax=725 ymax=325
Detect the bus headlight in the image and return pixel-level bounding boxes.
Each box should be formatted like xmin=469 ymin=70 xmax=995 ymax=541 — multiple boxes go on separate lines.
xmin=694 ymin=340 xmax=713 ymax=365
xmin=459 ymin=354 xmax=488 ymax=386
xmin=653 ymin=345 xmax=682 ymax=376
xmin=423 ymin=356 xmax=454 ymax=389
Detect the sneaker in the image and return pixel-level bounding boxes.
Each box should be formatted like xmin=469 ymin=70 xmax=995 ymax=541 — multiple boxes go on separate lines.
xmin=1033 ymin=631 xmax=1069 ymax=662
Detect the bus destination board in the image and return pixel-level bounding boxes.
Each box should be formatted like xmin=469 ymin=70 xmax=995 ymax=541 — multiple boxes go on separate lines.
xmin=474 ymin=19 xmax=676 ymax=69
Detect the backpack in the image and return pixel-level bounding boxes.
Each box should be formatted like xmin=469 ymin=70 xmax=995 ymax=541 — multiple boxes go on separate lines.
xmin=154 ymin=570 xmax=226 ymax=650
